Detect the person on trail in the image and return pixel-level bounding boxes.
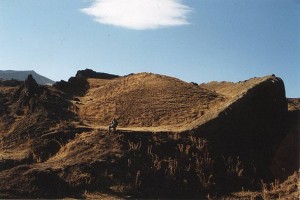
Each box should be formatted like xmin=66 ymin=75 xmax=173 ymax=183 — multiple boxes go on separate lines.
xmin=108 ymin=118 xmax=118 ymax=133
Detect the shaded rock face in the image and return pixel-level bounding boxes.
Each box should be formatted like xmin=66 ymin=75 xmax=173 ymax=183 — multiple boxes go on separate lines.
xmin=12 ymin=74 xmax=42 ymax=113
xmin=24 ymin=74 xmax=39 ymax=92
xmin=54 ymin=68 xmax=119 ymax=96
xmin=194 ymin=77 xmax=288 ymax=180
xmin=76 ymin=68 xmax=120 ymax=79
xmin=271 ymin=99 xmax=300 ymax=179
xmin=54 ymin=77 xmax=89 ymax=96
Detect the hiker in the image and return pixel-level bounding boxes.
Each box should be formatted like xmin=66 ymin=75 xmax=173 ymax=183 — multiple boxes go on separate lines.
xmin=108 ymin=118 xmax=118 ymax=133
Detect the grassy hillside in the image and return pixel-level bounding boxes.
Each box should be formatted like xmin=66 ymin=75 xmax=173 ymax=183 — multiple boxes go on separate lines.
xmin=0 ymin=70 xmax=298 ymax=199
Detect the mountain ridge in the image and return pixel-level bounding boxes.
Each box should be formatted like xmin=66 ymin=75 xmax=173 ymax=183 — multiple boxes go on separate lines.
xmin=0 ymin=70 xmax=55 ymax=85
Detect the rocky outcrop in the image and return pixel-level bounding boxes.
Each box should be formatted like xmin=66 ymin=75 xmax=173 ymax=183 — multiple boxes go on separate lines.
xmin=271 ymin=98 xmax=300 ymax=179
xmin=3 ymin=75 xmax=79 ymax=142
xmin=193 ymin=76 xmax=288 ymax=180
xmin=54 ymin=77 xmax=89 ymax=96
xmin=54 ymin=69 xmax=119 ymax=96
xmin=12 ymin=74 xmax=43 ymax=113
xmin=76 ymin=68 xmax=119 ymax=79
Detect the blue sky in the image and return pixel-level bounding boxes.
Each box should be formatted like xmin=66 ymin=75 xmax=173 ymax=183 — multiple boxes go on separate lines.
xmin=0 ymin=0 xmax=299 ymax=97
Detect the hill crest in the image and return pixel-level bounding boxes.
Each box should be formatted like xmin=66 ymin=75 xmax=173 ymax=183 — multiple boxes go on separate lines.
xmin=79 ymin=72 xmax=224 ymax=129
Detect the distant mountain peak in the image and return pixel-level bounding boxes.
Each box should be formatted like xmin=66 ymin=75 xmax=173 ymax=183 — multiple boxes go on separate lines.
xmin=0 ymin=70 xmax=54 ymax=85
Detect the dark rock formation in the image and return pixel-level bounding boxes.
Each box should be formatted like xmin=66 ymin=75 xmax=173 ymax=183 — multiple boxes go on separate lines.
xmin=12 ymin=74 xmax=42 ymax=113
xmin=192 ymin=76 xmax=288 ymax=184
xmin=23 ymin=74 xmax=41 ymax=96
xmin=271 ymin=99 xmax=300 ymax=179
xmin=54 ymin=77 xmax=89 ymax=96
xmin=76 ymin=68 xmax=119 ymax=79
xmin=54 ymin=68 xmax=119 ymax=96
xmin=18 ymin=75 xmax=76 ymax=117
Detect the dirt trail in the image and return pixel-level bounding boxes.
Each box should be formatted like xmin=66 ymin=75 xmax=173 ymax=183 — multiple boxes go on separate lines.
xmin=80 ymin=123 xmax=177 ymax=133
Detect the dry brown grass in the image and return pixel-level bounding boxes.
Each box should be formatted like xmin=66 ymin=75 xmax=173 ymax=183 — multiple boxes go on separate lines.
xmin=199 ymin=76 xmax=275 ymax=97
xmin=287 ymin=98 xmax=300 ymax=111
xmin=260 ymin=171 xmax=299 ymax=199
xmin=78 ymin=73 xmax=224 ymax=130
xmin=227 ymin=171 xmax=299 ymax=200
xmin=0 ymin=73 xmax=296 ymax=199
xmin=45 ymin=130 xmax=122 ymax=167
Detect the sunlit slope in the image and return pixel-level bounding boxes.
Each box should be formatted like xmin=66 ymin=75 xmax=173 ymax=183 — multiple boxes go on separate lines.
xmin=79 ymin=74 xmax=284 ymax=132
xmin=79 ymin=73 xmax=225 ymax=129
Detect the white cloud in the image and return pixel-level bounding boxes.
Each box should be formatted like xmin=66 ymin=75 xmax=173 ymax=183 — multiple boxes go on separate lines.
xmin=81 ymin=0 xmax=191 ymax=30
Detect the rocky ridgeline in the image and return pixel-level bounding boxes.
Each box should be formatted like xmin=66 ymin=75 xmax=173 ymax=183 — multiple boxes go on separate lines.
xmin=54 ymin=68 xmax=119 ymax=96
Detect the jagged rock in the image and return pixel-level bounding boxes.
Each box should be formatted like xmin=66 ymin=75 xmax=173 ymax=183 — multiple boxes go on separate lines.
xmin=11 ymin=74 xmax=42 ymax=113
xmin=24 ymin=74 xmax=41 ymax=96
xmin=54 ymin=69 xmax=119 ymax=96
xmin=76 ymin=68 xmax=119 ymax=79
xmin=54 ymin=77 xmax=89 ymax=96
